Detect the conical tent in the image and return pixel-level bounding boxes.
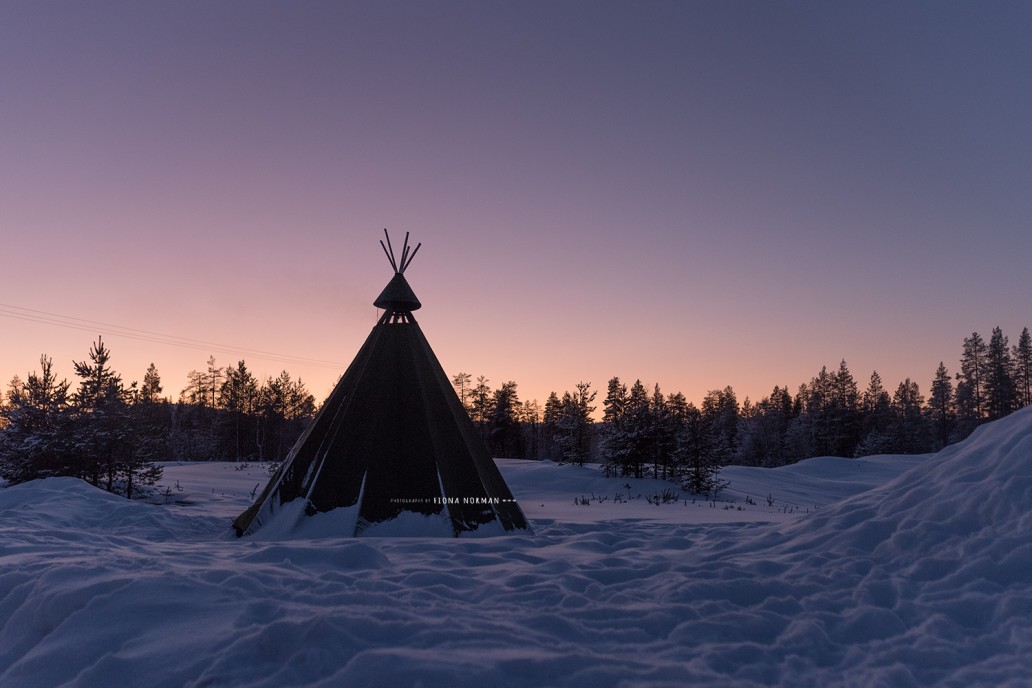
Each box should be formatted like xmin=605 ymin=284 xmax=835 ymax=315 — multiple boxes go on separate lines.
xmin=234 ymin=232 xmax=530 ymax=537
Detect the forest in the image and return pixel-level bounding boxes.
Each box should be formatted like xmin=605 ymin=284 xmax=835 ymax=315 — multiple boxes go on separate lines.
xmin=1 ymin=326 xmax=1030 ymax=498
xmin=452 ymin=326 xmax=1032 ymax=494
xmin=0 ymin=338 xmax=316 ymax=497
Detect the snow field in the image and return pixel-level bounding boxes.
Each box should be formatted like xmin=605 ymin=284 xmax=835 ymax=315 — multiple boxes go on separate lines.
xmin=2 ymin=408 xmax=1031 ymax=686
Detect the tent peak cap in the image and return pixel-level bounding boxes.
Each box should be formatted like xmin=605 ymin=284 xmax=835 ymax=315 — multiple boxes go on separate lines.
xmin=375 ymin=230 xmax=422 ymax=312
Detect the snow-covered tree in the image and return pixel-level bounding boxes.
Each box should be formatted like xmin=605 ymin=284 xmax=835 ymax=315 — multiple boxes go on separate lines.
xmin=598 ymin=377 xmax=628 ymax=475
xmin=701 ymin=386 xmax=739 ymax=458
xmin=0 ymin=357 xmax=71 ymax=484
xmin=71 ymin=337 xmax=131 ymax=488
xmin=676 ymin=403 xmax=727 ymax=496
xmin=70 ymin=337 xmax=163 ymax=496
xmin=553 ymin=382 xmax=595 ymax=465
xmin=650 ymin=385 xmax=677 ymax=481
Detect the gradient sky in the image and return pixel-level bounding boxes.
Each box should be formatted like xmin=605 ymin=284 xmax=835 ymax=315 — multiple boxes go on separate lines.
xmin=3 ymin=1 xmax=1031 ymax=412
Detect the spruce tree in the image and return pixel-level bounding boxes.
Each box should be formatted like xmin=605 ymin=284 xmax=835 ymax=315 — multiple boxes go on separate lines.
xmin=598 ymin=377 xmax=628 ymax=475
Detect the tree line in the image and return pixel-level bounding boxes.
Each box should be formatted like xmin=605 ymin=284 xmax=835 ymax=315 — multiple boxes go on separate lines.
xmin=3 ymin=326 xmax=1029 ymax=498
xmin=452 ymin=326 xmax=1032 ymax=494
xmin=0 ymin=337 xmax=317 ymax=495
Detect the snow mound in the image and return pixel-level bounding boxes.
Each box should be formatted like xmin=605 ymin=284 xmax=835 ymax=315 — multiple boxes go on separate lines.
xmin=778 ymin=406 xmax=1032 ymax=571
xmin=1 ymin=410 xmax=1030 ymax=686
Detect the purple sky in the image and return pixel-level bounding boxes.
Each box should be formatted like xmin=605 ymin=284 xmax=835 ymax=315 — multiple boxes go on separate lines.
xmin=3 ymin=1 xmax=1031 ymax=411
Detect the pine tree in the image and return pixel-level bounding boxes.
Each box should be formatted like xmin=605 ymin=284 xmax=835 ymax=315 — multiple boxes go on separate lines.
xmin=469 ymin=376 xmax=492 ymax=442
xmin=888 ymin=379 xmax=930 ymax=454
xmin=70 ymin=338 xmax=162 ymax=496
xmin=451 ymin=372 xmax=473 ymax=416
xmin=602 ymin=377 xmax=627 ymax=425
xmin=622 ymin=380 xmax=652 ymax=478
xmin=71 ymin=337 xmax=130 ymax=488
xmin=204 ymin=356 xmax=223 ymax=409
xmin=665 ymin=391 xmax=690 ymax=466
xmin=574 ymin=382 xmax=597 ymax=463
xmin=1012 ymin=327 xmax=1032 ymax=408
xmin=985 ymin=326 xmax=1016 ymax=420
xmin=856 ymin=371 xmax=893 ymax=456
xmin=554 ymin=382 xmax=596 ymax=465
xmin=542 ymin=391 xmax=562 ymax=461
xmin=220 ymin=360 xmax=260 ymax=461
xmin=861 ymin=371 xmax=891 ymax=417
xmin=488 ymin=381 xmax=522 ymax=458
xmin=829 ymin=360 xmax=861 ymax=456
xmin=927 ymin=362 xmax=955 ymax=449
xmin=793 ymin=367 xmax=833 ymax=457
xmin=256 ymin=371 xmax=315 ymax=461
xmin=956 ymin=331 xmax=988 ymax=433
xmin=650 ymin=384 xmax=675 ymax=480
xmin=735 ymin=385 xmax=792 ymax=467
xmin=701 ymin=386 xmax=739 ymax=458
xmin=0 ymin=356 xmax=71 ymax=483
xmin=140 ymin=363 xmax=163 ymax=403
xmin=520 ymin=398 xmax=541 ymax=460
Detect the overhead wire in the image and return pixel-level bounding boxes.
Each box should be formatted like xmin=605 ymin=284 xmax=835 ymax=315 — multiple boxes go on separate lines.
xmin=0 ymin=303 xmax=345 ymax=371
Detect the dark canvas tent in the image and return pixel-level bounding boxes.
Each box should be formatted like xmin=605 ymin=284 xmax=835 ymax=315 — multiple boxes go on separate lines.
xmin=234 ymin=233 xmax=530 ymax=537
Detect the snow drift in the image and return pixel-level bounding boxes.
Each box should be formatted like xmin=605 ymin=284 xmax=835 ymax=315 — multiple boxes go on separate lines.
xmin=1 ymin=409 xmax=1031 ymax=686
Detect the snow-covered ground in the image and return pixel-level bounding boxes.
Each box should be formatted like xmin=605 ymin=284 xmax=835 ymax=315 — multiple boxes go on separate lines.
xmin=2 ymin=409 xmax=1030 ymax=687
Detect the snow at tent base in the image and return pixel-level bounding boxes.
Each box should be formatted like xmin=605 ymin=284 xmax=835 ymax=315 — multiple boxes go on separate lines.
xmin=2 ymin=408 xmax=1031 ymax=687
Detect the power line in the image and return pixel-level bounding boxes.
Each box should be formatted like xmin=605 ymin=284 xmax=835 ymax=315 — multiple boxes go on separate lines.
xmin=0 ymin=303 xmax=345 ymax=371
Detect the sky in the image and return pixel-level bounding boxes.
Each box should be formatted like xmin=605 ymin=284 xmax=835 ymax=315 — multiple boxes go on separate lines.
xmin=2 ymin=1 xmax=1031 ymax=412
